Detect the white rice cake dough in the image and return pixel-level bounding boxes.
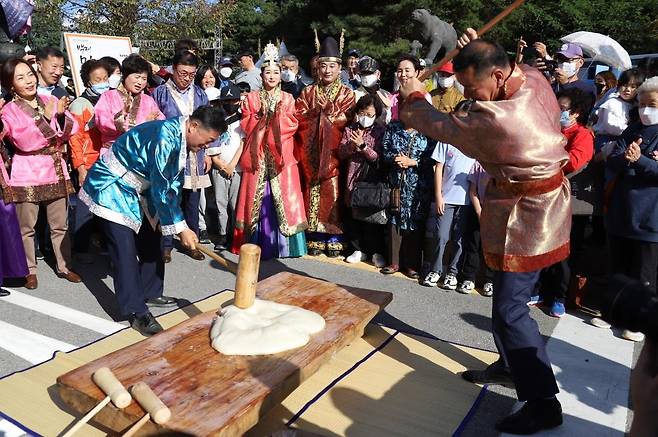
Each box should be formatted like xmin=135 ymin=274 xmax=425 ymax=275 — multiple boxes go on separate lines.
xmin=210 ymin=298 xmax=326 ymax=355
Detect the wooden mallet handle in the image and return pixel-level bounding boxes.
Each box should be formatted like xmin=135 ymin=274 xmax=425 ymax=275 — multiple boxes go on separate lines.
xmin=122 ymin=382 xmax=171 ymax=436
xmin=234 ymin=244 xmax=261 ymax=309
xmin=195 ymin=243 xmax=238 ymax=273
xmin=419 ymin=0 xmax=526 ymax=81
xmin=61 ymin=367 xmax=130 ymax=437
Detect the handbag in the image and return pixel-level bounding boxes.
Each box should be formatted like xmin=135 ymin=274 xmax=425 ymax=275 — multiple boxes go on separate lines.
xmin=389 ymin=131 xmax=417 ymax=214
xmin=352 ymin=207 xmax=388 ymax=225
xmin=350 ymin=158 xmax=391 ymax=210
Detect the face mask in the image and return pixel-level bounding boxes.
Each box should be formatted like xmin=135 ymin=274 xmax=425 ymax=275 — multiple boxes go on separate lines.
xmin=108 ymin=74 xmax=121 ymax=89
xmin=437 ymin=76 xmax=455 ymax=89
xmin=223 ymin=102 xmax=240 ymax=115
xmin=357 ymin=115 xmax=375 ymax=128
xmin=360 ymin=74 xmax=378 ymax=88
xmin=281 ymin=69 xmax=296 ymax=83
xmin=91 ymin=81 xmax=110 ymax=95
xmin=219 ymin=67 xmax=233 ymax=79
xmin=558 ymin=62 xmax=577 ymax=78
xmin=559 ymin=110 xmax=574 ymax=127
xmin=639 ymin=107 xmax=658 ymax=126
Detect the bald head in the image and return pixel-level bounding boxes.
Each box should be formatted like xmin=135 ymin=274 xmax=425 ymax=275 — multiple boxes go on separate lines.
xmin=454 ymin=40 xmax=510 ymax=79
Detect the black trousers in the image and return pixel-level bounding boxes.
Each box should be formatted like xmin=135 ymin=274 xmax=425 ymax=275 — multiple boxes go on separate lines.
xmin=493 ymin=270 xmax=559 ymax=401
xmin=608 ymin=234 xmax=658 ymax=291
xmin=344 ymin=214 xmax=385 ymax=256
xmin=103 ymin=219 xmax=164 ymax=317
xmin=386 ymin=224 xmax=422 ymax=270
xmin=459 ymin=206 xmax=494 ymax=284
xmin=162 ymin=189 xmax=200 ymax=250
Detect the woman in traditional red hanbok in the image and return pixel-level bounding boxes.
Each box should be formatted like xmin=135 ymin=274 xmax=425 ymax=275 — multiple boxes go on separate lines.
xmin=232 ymin=44 xmax=307 ymax=259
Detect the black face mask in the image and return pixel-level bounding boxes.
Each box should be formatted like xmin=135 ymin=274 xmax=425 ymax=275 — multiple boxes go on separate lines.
xmin=595 ymin=82 xmax=605 ymax=95
xmin=222 ymin=102 xmax=240 ymax=115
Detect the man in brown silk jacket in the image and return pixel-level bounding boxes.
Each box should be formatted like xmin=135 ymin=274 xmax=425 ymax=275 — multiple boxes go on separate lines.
xmin=400 ymin=29 xmax=569 ymax=435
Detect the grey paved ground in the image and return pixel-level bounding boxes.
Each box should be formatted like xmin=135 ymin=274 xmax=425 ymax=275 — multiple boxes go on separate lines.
xmin=0 ymin=245 xmax=625 ymax=436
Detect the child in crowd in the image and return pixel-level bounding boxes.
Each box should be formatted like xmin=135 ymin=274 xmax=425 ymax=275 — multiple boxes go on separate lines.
xmin=456 ymin=161 xmax=494 ymax=296
xmin=421 ymin=141 xmax=474 ymax=289
xmin=205 ymin=84 xmax=245 ymax=252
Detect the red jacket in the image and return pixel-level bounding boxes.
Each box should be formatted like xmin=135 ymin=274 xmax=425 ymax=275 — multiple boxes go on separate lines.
xmin=562 ymin=123 xmax=594 ymax=174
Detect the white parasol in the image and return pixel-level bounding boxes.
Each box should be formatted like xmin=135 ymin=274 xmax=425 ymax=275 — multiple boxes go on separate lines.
xmin=560 ymin=31 xmax=632 ymax=70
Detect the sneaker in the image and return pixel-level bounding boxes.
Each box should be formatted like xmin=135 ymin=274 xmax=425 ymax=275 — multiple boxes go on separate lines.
xmin=528 ymin=295 xmax=543 ymax=306
xmin=372 ymin=253 xmax=386 ymax=268
xmin=457 ymin=280 xmax=475 ymax=294
xmin=622 ymin=329 xmax=645 ymax=342
xmin=441 ymin=273 xmax=458 ymax=290
xmin=421 ymin=271 xmax=441 ymax=287
xmin=589 ymin=317 xmax=611 ymax=329
xmin=482 ymin=282 xmax=494 ymax=297
xmin=345 ymin=250 xmax=367 ymax=264
xmin=550 ymin=301 xmax=566 ymax=318
xmin=199 ymin=230 xmax=211 ymax=244
xmin=129 ymin=312 xmax=163 ymax=336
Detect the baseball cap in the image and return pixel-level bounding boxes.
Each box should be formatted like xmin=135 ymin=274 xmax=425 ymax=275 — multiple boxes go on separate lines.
xmin=557 ymin=43 xmax=583 ymax=59
xmin=436 ymin=61 xmax=454 ymax=74
xmin=358 ymin=56 xmax=379 ymax=74
xmin=219 ymin=83 xmax=241 ymax=100
xmin=347 ymin=48 xmax=360 ymax=58
xmin=236 ymin=81 xmax=251 ymax=94
xmin=219 ymin=56 xmax=233 ymax=66
xmin=204 ymin=86 xmax=221 ymax=102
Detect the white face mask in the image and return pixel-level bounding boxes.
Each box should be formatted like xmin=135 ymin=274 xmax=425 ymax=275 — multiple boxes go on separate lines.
xmin=108 ymin=73 xmax=122 ymax=89
xmin=357 ymin=114 xmax=375 ymax=128
xmin=639 ymin=106 xmax=658 ymax=126
xmin=437 ymin=76 xmax=455 ymax=89
xmin=558 ymin=62 xmax=578 ymax=78
xmin=219 ymin=66 xmax=233 ymax=79
xmin=281 ymin=69 xmax=296 ymax=83
xmin=360 ymin=74 xmax=378 ymax=88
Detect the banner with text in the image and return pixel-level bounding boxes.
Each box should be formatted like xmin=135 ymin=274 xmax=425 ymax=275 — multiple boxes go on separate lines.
xmin=63 ymin=33 xmax=132 ymax=96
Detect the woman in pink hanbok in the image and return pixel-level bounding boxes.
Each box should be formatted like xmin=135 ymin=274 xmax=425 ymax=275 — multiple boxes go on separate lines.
xmin=94 ymin=54 xmax=164 ymax=151
xmin=0 ymin=59 xmax=79 ymax=289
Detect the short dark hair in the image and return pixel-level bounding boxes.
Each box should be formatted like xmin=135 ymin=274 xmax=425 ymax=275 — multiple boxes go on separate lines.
xmin=35 ymin=46 xmax=64 ymax=61
xmin=618 ymin=68 xmax=646 ymax=88
xmin=99 ymin=56 xmax=121 ymax=73
xmin=121 ymin=54 xmax=150 ymax=80
xmin=397 ymin=55 xmax=421 ymax=73
xmin=454 ymin=40 xmax=510 ymax=78
xmin=175 ymin=39 xmax=198 ymax=53
xmin=557 ymin=88 xmax=593 ymax=125
xmin=1 ymin=58 xmax=36 ymax=95
xmin=237 ymin=49 xmax=254 ymax=59
xmin=191 ymin=105 xmax=228 ymax=134
xmin=355 ymin=93 xmax=383 ymax=119
xmin=80 ymin=59 xmax=111 ymax=87
xmin=173 ymin=49 xmax=199 ymax=67
xmin=195 ymin=64 xmax=219 ymax=88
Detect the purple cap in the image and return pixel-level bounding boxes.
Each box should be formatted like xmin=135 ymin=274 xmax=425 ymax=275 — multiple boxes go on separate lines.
xmin=557 ymin=43 xmax=583 ymax=59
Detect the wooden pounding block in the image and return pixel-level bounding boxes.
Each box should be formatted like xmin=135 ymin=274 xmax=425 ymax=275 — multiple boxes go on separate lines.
xmin=57 ymin=272 xmax=392 ymax=436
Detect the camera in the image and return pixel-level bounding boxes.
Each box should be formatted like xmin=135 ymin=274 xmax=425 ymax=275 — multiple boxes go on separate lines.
xmin=543 ymin=59 xmax=559 ymax=74
xmin=597 ymin=274 xmax=658 ymax=340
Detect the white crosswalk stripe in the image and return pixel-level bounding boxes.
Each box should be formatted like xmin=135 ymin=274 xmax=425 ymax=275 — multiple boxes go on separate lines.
xmin=0 ymin=288 xmax=124 ymax=335
xmin=0 ymin=418 xmax=28 ymax=437
xmin=0 ymin=320 xmax=76 ymax=365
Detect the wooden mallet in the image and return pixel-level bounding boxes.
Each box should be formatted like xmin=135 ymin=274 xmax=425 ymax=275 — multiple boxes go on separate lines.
xmin=195 ymin=243 xmax=262 ymax=309
xmin=419 ymin=0 xmax=527 ymax=81
xmin=122 ymin=382 xmax=171 ymax=437
xmin=61 ymin=367 xmax=131 ymax=437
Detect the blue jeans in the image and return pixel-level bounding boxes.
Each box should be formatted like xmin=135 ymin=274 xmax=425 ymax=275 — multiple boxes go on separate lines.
xmin=429 ymin=204 xmax=466 ymax=274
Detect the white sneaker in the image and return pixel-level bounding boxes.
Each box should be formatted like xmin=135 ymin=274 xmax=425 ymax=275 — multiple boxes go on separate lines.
xmin=482 ymin=282 xmax=494 ymax=297
xmin=372 ymin=253 xmax=386 ymax=268
xmin=622 ymin=329 xmax=645 ymax=342
xmin=589 ymin=317 xmax=611 ymax=329
xmin=442 ymin=273 xmax=458 ymax=290
xmin=421 ymin=271 xmax=441 ymax=287
xmin=457 ymin=280 xmax=475 ymax=294
xmin=345 ymin=250 xmax=366 ymax=264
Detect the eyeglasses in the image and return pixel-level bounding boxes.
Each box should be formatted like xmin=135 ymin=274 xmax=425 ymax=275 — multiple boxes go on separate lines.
xmin=176 ymin=69 xmax=197 ymax=79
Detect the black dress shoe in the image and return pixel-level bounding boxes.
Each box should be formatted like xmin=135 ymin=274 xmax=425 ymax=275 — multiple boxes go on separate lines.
xmin=462 ymin=359 xmax=515 ymax=387
xmin=495 ymin=397 xmax=562 ymax=434
xmin=162 ymin=248 xmax=172 ymax=263
xmin=129 ymin=312 xmax=163 ymax=336
xmin=145 ymin=296 xmax=179 ymax=307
